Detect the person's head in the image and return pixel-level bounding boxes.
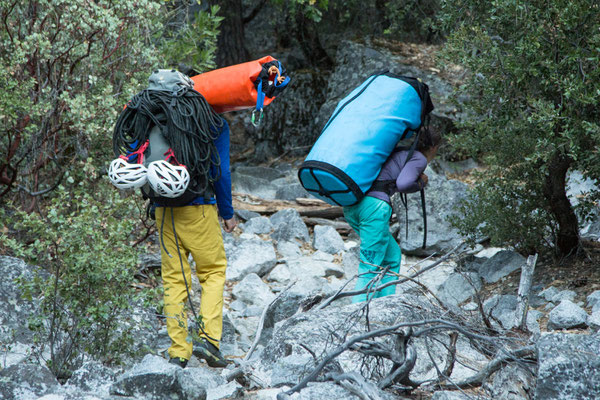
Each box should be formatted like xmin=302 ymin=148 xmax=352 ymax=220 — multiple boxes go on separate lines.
xmin=416 ymin=128 xmax=442 ymax=162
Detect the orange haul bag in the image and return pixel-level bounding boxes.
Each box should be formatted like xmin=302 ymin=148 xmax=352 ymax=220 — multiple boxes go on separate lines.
xmin=190 ymin=56 xmax=290 ymax=115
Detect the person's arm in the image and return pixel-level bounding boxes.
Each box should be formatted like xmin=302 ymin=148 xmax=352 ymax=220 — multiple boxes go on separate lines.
xmin=212 ymin=119 xmax=234 ymax=221
xmin=396 ymin=152 xmax=428 ymax=193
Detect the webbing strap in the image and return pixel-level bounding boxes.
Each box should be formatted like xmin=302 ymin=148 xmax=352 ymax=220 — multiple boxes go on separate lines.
xmin=420 ymin=189 xmax=427 ymax=249
xmin=256 ymin=79 xmax=266 ymax=111
xmin=273 ymin=61 xmax=290 ymax=88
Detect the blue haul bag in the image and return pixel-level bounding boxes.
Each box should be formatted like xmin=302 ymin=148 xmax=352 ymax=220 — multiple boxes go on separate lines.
xmin=298 ymin=72 xmax=434 ymax=206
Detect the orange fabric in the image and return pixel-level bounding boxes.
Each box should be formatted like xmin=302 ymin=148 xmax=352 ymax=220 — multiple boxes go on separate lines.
xmin=191 ymin=56 xmax=278 ymax=113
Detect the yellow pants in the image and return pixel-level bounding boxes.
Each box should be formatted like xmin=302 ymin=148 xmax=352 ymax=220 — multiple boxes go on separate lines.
xmin=156 ymin=205 xmax=227 ymax=360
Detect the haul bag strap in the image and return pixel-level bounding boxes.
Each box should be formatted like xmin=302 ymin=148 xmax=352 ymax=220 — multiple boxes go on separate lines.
xmin=420 ymin=188 xmax=427 ymax=249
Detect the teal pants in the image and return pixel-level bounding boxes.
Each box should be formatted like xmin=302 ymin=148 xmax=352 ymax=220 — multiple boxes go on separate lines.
xmin=344 ymin=196 xmax=401 ymax=303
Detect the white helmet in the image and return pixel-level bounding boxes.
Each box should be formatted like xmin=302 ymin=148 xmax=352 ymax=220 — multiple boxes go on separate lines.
xmin=146 ymin=160 xmax=190 ymax=198
xmin=108 ymin=158 xmax=148 ymax=189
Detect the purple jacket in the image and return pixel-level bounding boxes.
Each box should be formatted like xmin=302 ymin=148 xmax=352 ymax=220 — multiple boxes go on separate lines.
xmin=366 ymin=150 xmax=428 ymax=204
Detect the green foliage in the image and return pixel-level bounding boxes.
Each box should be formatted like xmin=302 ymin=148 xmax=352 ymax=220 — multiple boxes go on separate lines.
xmin=160 ymin=4 xmax=224 ymax=73
xmin=383 ymin=0 xmax=442 ymax=42
xmin=439 ymin=0 xmax=600 ymax=253
xmin=317 ymin=0 xmax=442 ymax=42
xmin=272 ymin=0 xmax=330 ymax=23
xmin=0 ymin=0 xmax=220 ymax=200
xmin=0 ymin=0 xmax=165 ymax=199
xmin=1 ymin=171 xmax=150 ymax=377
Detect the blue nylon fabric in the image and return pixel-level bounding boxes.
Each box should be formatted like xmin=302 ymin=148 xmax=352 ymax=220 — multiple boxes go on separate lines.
xmin=302 ymin=75 xmax=423 ymax=203
xmin=256 ymin=80 xmax=265 ymax=111
xmin=186 ymin=119 xmax=233 ymax=219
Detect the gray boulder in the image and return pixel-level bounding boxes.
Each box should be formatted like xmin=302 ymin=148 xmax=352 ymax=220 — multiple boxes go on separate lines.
xmin=110 ymin=354 xmax=219 ymax=400
xmin=240 ymin=216 xmax=273 ymax=235
xmin=275 ymin=183 xmax=309 ymax=201
xmin=588 ymin=312 xmax=600 ymax=330
xmin=110 ymin=354 xmax=190 ymax=399
xmin=0 ymin=256 xmax=39 ymax=342
xmin=489 ymin=364 xmax=535 ymax=400
xmin=586 ymin=290 xmax=600 ymax=309
xmin=66 ymin=360 xmax=116 ymax=393
xmin=232 ymin=273 xmax=275 ymax=308
xmin=236 ymin=166 xmax=286 ymax=182
xmin=206 ymin=381 xmax=243 ymax=400
xmin=291 ymin=382 xmax=361 ymax=400
xmin=178 ymin=366 xmax=226 ymax=398
xmin=566 ymin=170 xmax=600 ymax=240
xmin=232 ymin=171 xmax=278 ymax=199
xmin=316 ymin=41 xmax=459 ymax=134
xmin=226 ymin=237 xmax=277 ymax=281
xmin=312 ymin=225 xmax=345 ymax=254
xmin=235 ymin=209 xmax=261 ymax=222
xmin=478 ymin=250 xmax=525 ymax=284
xmin=139 ymin=252 xmax=162 ymax=269
xmin=535 ymin=333 xmax=600 ymax=400
xmin=270 ymin=209 xmax=310 ymax=243
xmin=267 ymin=264 xmax=292 ymax=285
xmin=432 ymin=392 xmax=482 ymax=400
xmin=436 ymin=272 xmax=482 ymax=307
xmin=547 ymin=300 xmax=589 ymax=330
xmin=270 ymin=354 xmax=315 ymax=387
xmin=342 ymin=251 xmax=360 ymax=278
xmin=1 ymin=342 xmax=33 ymax=369
xmin=277 ymin=241 xmax=302 ymax=259
xmin=0 ymin=362 xmax=60 ymax=400
xmin=483 ymin=295 xmax=518 ymax=330
xmin=540 ymin=286 xmax=576 ymax=303
xmin=286 ymin=257 xmax=344 ymax=279
xmin=539 ymin=286 xmax=560 ymax=302
xmin=392 ymin=167 xmax=467 ymax=256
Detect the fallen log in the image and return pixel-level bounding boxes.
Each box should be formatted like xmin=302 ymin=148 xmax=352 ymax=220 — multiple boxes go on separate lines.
xmin=233 ymin=192 xmax=343 ymax=218
xmin=302 ymin=217 xmax=352 ymax=233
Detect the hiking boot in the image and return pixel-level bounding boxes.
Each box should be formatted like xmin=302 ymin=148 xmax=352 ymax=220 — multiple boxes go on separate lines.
xmin=193 ymin=338 xmax=228 ymax=368
xmin=169 ymin=357 xmax=188 ymax=368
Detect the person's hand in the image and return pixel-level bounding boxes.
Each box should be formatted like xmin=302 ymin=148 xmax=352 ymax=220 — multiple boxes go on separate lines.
xmin=222 ymin=217 xmax=238 ymax=233
xmin=419 ymin=173 xmax=429 ymax=188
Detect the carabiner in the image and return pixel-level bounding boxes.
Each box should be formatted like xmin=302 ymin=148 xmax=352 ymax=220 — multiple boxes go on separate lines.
xmin=251 ymin=109 xmax=264 ymax=127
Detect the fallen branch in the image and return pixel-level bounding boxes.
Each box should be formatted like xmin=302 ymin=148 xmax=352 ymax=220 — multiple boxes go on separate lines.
xmin=514 ymin=254 xmax=538 ymax=331
xmin=378 ymin=345 xmax=417 ymax=389
xmin=277 ymin=316 xmax=499 ymax=399
xmin=327 ymin=371 xmax=386 ymax=400
xmin=232 ymin=192 xmax=343 ymax=218
xmin=302 ymin=217 xmax=352 ymax=233
xmin=442 ymin=332 xmax=459 ymax=380
xmin=244 ymin=282 xmax=296 ymax=362
xmin=438 ymin=345 xmax=536 ymax=389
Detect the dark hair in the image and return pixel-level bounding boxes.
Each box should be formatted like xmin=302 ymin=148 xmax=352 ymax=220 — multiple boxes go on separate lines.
xmin=416 ymin=128 xmax=442 ymax=152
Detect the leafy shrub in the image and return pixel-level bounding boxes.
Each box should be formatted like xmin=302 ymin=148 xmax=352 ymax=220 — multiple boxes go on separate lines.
xmin=2 ymin=174 xmax=150 ymax=378
xmin=439 ymin=0 xmax=600 ymax=255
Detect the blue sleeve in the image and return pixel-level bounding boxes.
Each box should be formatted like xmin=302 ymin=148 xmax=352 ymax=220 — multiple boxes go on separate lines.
xmin=212 ymin=119 xmax=234 ymax=220
xmin=396 ymin=151 xmax=427 ymax=193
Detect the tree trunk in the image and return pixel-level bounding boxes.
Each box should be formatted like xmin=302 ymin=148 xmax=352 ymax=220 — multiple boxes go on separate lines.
xmin=543 ymin=152 xmax=580 ymax=256
xmin=209 ymin=0 xmax=249 ymax=67
xmin=292 ymin=11 xmax=334 ymax=69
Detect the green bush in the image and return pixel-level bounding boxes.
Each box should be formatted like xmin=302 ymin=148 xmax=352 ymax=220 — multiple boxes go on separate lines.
xmin=0 ymin=0 xmax=222 ymax=202
xmin=439 ymin=0 xmax=600 ymax=255
xmin=2 ymin=174 xmax=151 ymax=377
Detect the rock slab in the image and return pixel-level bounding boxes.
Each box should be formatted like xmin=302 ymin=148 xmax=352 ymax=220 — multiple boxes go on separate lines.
xmin=535 ymin=333 xmax=600 ymax=400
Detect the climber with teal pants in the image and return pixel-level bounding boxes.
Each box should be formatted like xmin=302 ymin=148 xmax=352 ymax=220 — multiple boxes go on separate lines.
xmin=344 ymin=129 xmax=442 ymax=303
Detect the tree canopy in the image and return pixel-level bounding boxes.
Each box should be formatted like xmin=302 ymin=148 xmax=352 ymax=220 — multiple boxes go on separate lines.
xmin=440 ymin=0 xmax=600 ymax=256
